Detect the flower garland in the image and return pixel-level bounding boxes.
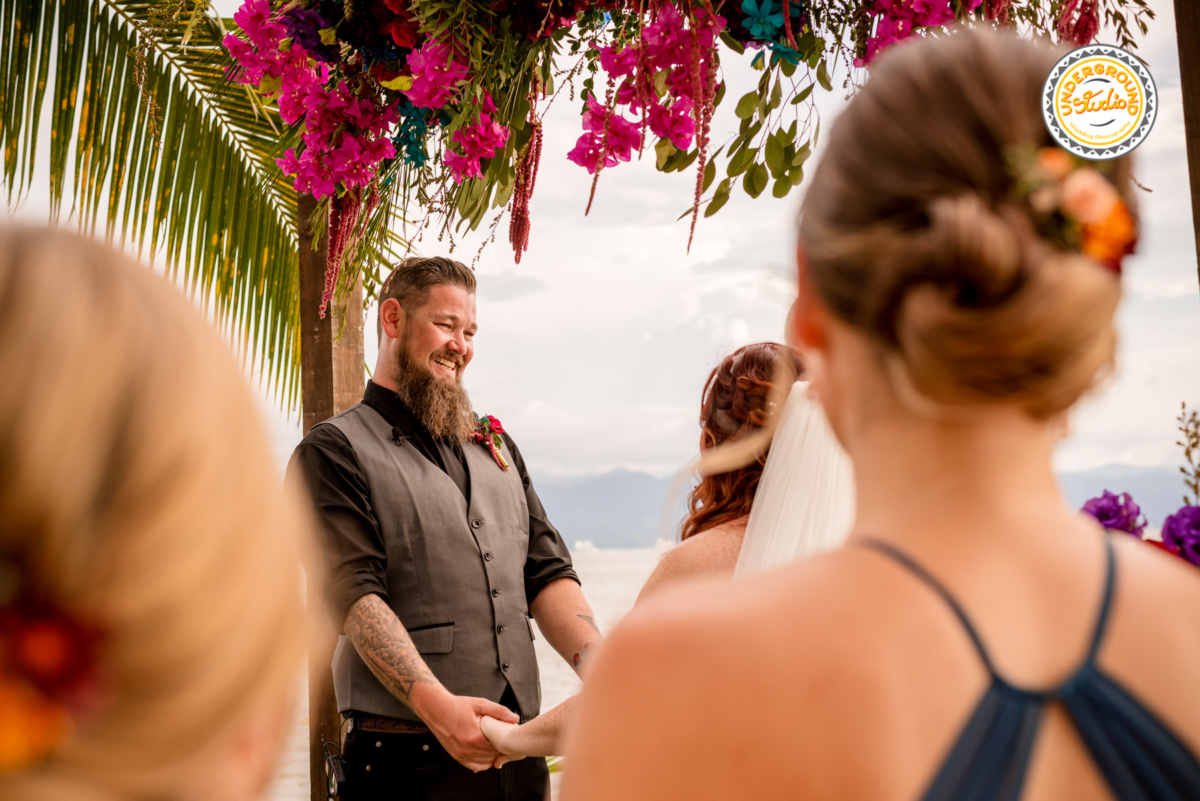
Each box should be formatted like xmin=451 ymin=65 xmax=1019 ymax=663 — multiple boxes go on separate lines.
xmin=222 ymin=0 xmax=1145 ymax=288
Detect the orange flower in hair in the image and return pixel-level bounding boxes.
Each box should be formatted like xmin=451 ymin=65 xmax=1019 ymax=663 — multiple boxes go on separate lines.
xmin=0 ymin=562 xmax=103 ymax=772
xmin=1007 ymin=146 xmax=1138 ymax=274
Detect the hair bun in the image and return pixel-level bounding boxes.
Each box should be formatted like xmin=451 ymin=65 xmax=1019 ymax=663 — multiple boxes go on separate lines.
xmin=799 ymin=28 xmax=1126 ymax=418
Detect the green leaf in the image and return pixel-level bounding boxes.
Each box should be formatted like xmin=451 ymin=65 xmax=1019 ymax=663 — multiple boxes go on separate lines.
xmin=791 ymin=83 xmax=814 ymax=105
xmin=789 ymin=163 xmax=805 ymax=186
xmin=768 ymin=77 xmax=782 ymax=111
xmin=719 ymin=30 xmax=745 ymax=55
xmin=751 ymin=51 xmax=766 ymax=70
xmin=772 ymin=176 xmax=792 ymax=198
xmin=702 ymin=158 xmax=716 ymax=192
xmin=780 ymin=58 xmax=796 ymax=78
xmin=797 ymin=32 xmax=817 ymax=53
xmin=653 ymin=68 xmax=669 ymax=97
xmin=817 ymin=59 xmax=832 ymax=91
xmin=792 ymin=140 xmax=811 ymax=166
xmin=705 ymin=191 xmax=729 ymax=217
xmin=713 ymin=81 xmax=726 ymax=108
xmin=734 ymin=92 xmax=758 ymax=120
xmin=743 ymin=163 xmax=769 ymax=198
xmin=670 ymin=147 xmax=700 ymax=173
xmin=727 ymin=146 xmax=757 ymax=177
xmin=656 ymin=137 xmax=676 ymax=170
xmin=765 ymin=135 xmax=785 ymax=179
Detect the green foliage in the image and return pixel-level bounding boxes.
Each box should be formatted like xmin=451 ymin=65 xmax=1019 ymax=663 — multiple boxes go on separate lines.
xmin=0 ymin=0 xmax=318 ymax=408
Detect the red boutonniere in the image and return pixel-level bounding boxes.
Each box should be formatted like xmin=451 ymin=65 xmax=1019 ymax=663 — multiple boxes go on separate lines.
xmin=471 ymin=414 xmax=510 ymax=471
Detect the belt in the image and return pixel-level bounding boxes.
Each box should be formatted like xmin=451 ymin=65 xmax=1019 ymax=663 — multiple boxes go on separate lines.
xmin=352 ymin=712 xmax=430 ymax=734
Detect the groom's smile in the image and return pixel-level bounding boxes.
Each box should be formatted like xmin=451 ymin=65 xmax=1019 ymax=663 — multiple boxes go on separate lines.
xmin=399 ymin=283 xmax=477 ymax=386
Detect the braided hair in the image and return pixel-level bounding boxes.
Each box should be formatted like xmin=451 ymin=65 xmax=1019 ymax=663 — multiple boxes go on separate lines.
xmin=680 ymin=342 xmax=803 ymax=541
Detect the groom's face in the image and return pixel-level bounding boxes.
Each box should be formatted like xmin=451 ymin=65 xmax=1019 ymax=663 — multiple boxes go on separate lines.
xmin=400 ymin=283 xmax=477 ymax=385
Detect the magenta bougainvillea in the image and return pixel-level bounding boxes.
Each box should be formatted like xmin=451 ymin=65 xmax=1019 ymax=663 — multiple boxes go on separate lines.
xmin=222 ymin=0 xmax=1149 ymax=288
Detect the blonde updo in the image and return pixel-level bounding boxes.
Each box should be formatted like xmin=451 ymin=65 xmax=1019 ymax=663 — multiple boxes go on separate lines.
xmin=0 ymin=225 xmax=308 ymax=799
xmin=799 ymin=27 xmax=1129 ymax=418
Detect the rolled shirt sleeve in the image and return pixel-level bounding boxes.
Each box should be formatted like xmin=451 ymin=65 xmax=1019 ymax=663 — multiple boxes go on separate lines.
xmin=288 ymin=424 xmax=390 ymax=632
xmin=501 ymin=432 xmax=581 ymax=605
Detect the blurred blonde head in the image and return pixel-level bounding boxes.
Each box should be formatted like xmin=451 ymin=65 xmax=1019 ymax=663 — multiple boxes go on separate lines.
xmin=0 ymin=224 xmax=307 ymax=800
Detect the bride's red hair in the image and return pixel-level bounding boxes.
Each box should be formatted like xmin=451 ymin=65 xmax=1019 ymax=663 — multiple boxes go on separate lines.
xmin=680 ymin=342 xmax=803 ymax=541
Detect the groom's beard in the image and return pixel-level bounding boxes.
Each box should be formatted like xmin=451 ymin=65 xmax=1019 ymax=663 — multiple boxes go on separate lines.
xmin=393 ymin=339 xmax=474 ymax=442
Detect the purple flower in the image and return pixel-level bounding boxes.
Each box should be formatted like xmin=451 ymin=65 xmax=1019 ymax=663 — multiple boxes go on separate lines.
xmin=283 ymin=8 xmax=339 ymax=64
xmin=1081 ymin=490 xmax=1146 ymax=537
xmin=1162 ymin=506 xmax=1200 ymax=567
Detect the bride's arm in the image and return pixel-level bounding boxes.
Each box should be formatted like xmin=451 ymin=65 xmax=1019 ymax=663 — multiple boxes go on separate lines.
xmin=481 ymin=696 xmax=577 ymax=765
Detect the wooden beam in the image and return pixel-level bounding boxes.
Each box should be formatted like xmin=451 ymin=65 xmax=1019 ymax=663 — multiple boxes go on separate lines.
xmin=1175 ymin=0 xmax=1200 ymax=290
xmin=298 ymin=193 xmax=364 ymax=801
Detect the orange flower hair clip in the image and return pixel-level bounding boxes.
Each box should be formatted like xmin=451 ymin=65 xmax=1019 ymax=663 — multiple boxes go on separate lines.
xmin=0 ymin=560 xmax=103 ymax=772
xmin=1007 ymin=146 xmax=1138 ymax=274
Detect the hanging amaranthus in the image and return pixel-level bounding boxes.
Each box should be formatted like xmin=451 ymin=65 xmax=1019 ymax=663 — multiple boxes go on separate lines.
xmin=509 ymin=117 xmax=544 ymax=262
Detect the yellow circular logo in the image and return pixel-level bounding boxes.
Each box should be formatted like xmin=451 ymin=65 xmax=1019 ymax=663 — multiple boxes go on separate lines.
xmin=1043 ymin=45 xmax=1156 ymax=160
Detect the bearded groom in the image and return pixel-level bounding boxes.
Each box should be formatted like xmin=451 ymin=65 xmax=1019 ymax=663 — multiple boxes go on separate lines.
xmin=290 ymin=257 xmax=601 ymax=801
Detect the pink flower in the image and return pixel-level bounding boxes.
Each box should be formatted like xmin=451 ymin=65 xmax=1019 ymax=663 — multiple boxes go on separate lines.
xmin=912 ymin=0 xmax=955 ymax=26
xmin=599 ymin=45 xmax=638 ymax=79
xmin=648 ymin=98 xmax=695 ymax=150
xmin=453 ymin=113 xmax=511 ymax=159
xmin=404 ymin=39 xmax=468 ymax=109
xmin=445 ymin=150 xmax=483 ymax=182
xmin=568 ymin=97 xmax=642 ymax=173
xmin=233 ymin=0 xmax=286 ymax=50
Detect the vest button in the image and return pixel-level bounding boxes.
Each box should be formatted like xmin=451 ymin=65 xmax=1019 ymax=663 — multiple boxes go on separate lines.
xmin=497 ymin=625 xmax=505 ymax=634
xmin=502 ymin=663 xmax=510 ymax=672
xmin=471 ymin=519 xmax=482 ymax=528
xmin=484 ymin=552 xmax=493 ymax=561
xmin=491 ymin=588 xmax=500 ymax=597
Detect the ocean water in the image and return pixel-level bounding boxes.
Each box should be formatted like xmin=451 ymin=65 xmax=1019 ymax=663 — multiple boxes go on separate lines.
xmin=266 ymin=547 xmax=663 ymax=801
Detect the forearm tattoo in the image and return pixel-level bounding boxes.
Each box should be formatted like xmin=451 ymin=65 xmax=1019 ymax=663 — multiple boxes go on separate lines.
xmin=344 ymin=594 xmax=437 ymax=708
xmin=577 ymin=614 xmax=601 ymax=635
xmin=573 ymin=642 xmax=597 ymax=670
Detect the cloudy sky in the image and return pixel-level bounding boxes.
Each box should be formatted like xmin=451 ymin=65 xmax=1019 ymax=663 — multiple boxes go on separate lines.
xmin=329 ymin=0 xmax=1200 ymax=480
xmin=12 ymin=1 xmax=1200 ymax=481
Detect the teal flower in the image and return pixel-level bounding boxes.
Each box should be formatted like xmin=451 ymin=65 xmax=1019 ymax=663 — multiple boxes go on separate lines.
xmin=768 ymin=40 xmax=803 ymax=65
xmin=741 ymin=0 xmax=784 ymax=40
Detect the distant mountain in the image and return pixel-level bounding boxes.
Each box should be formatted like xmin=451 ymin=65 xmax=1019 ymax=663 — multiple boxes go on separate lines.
xmin=531 ymin=464 xmax=1190 ymax=549
xmin=1057 ymin=464 xmax=1187 ymax=528
xmin=533 ymin=469 xmax=685 ymax=549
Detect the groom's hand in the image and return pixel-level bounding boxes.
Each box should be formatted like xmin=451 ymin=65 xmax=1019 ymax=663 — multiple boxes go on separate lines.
xmin=417 ymin=687 xmax=519 ymax=772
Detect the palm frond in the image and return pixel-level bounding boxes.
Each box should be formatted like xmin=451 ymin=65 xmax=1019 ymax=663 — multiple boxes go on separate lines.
xmin=0 ymin=0 xmax=302 ymax=408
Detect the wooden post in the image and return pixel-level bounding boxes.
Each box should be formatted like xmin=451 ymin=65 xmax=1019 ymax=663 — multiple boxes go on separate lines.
xmin=1175 ymin=0 xmax=1200 ymax=291
xmin=298 ymin=193 xmax=365 ymax=801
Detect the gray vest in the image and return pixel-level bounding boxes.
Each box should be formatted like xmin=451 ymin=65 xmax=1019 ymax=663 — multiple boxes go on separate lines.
xmin=326 ymin=403 xmax=541 ymax=722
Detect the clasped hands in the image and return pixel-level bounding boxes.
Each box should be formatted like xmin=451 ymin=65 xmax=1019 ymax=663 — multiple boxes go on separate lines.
xmin=421 ymin=689 xmax=530 ymax=772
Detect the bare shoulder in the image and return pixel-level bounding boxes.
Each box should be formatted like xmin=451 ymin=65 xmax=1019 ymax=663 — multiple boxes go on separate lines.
xmin=635 ymin=518 xmax=747 ymax=602
xmin=1104 ymin=536 xmax=1200 ymax=748
xmin=564 ymin=549 xmax=944 ymax=801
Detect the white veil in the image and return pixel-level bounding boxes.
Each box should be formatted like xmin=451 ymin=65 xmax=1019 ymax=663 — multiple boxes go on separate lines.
xmin=735 ymin=381 xmax=856 ymax=574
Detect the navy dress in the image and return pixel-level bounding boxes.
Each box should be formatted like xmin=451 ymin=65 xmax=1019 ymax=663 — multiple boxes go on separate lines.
xmin=858 ymin=536 xmax=1200 ymax=801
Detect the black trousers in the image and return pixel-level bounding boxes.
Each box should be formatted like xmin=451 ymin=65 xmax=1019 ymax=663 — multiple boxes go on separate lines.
xmin=338 ymin=724 xmax=549 ymax=801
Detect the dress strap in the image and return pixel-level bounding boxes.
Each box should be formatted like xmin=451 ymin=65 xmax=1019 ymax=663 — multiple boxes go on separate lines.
xmin=1081 ymin=535 xmax=1116 ymax=666
xmin=856 ymin=535 xmax=1120 ymax=688
xmin=856 ymin=538 xmax=998 ymax=676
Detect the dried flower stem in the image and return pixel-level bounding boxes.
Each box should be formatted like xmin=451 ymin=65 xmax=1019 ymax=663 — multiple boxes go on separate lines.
xmin=1178 ymin=402 xmax=1200 ymax=506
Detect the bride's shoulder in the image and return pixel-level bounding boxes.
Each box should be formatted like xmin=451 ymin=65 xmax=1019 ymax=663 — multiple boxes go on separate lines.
xmin=617 ymin=547 xmax=899 ymax=680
